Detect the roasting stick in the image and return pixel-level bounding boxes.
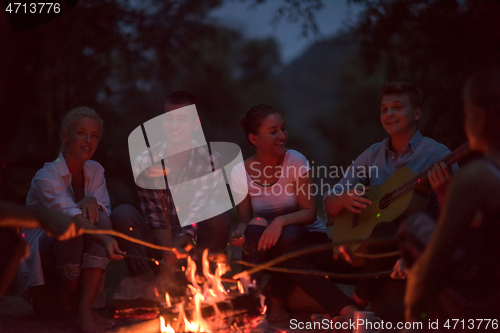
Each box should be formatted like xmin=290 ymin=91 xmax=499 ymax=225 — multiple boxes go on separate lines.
xmin=81 ymin=229 xmax=188 ymax=258
xmin=232 ymin=259 xmax=393 ymax=279
xmin=232 ymin=236 xmax=398 ymax=279
xmin=81 ymin=229 xmax=399 ymax=280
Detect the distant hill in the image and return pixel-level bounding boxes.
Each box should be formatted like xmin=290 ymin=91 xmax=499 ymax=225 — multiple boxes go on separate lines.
xmin=276 ymin=32 xmax=386 ymax=177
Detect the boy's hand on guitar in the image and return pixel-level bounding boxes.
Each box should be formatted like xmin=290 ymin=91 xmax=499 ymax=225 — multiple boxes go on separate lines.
xmin=428 ymin=162 xmax=452 ymax=198
xmin=340 ymin=187 xmax=372 ymax=214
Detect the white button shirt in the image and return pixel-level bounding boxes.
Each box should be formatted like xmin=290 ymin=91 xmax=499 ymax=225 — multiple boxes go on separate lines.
xmin=17 ymin=152 xmax=111 ymax=301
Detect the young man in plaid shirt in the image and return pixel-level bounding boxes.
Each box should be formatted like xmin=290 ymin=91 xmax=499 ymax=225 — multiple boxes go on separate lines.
xmin=112 ymin=91 xmax=232 ymax=278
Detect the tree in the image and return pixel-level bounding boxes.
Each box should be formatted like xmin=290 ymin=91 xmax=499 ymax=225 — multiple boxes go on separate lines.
xmin=351 ymin=0 xmax=500 ymax=149
xmin=0 ymin=0 xmax=282 ymax=204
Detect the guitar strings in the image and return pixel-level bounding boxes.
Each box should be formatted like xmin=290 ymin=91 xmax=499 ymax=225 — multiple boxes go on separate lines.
xmin=342 ymin=144 xmax=469 ymax=218
xmin=353 ymin=172 xmax=428 ymax=217
xmin=357 ymin=168 xmax=433 ymax=216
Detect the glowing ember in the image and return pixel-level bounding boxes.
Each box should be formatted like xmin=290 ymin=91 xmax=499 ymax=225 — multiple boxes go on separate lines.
xmin=259 ymin=295 xmax=267 ymax=315
xmin=165 ymin=293 xmax=171 ymax=307
xmin=237 ymin=281 xmax=244 ymax=294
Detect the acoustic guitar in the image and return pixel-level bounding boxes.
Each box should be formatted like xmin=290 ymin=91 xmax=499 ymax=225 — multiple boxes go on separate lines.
xmin=331 ymin=143 xmax=471 ymax=267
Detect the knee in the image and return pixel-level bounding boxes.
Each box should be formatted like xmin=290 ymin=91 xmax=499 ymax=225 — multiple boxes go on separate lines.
xmin=399 ymin=212 xmax=436 ymax=246
xmin=248 ymin=217 xmax=268 ymax=227
xmin=110 ymin=204 xmax=141 ymax=231
xmin=243 ymin=224 xmax=266 ymax=244
xmin=95 ymin=211 xmax=112 ymax=230
xmin=58 ymin=263 xmax=82 ymax=281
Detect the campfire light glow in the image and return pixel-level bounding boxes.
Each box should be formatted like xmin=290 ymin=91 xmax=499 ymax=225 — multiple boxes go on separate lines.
xmin=236 ymin=281 xmax=244 ymax=294
xmin=160 ymin=316 xmax=175 ymax=333
xmin=160 ymin=249 xmax=229 ymax=332
xmin=114 ymin=248 xmax=266 ymax=332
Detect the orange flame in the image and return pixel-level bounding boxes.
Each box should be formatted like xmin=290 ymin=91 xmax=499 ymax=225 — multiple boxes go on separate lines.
xmin=159 ymin=316 xmax=175 ymax=333
xmin=237 ymin=280 xmax=244 ymax=294
xmin=201 ymin=249 xmax=227 ymax=303
xmin=159 ymin=248 xmax=261 ymax=332
xmin=165 ymin=293 xmax=171 ymax=308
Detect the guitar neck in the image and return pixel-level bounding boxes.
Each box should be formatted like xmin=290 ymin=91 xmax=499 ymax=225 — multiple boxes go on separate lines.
xmin=389 ymin=143 xmax=471 ymax=200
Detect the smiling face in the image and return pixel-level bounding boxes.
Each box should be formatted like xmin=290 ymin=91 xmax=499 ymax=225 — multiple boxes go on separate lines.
xmin=62 ymin=116 xmax=101 ymax=162
xmin=249 ymin=113 xmax=288 ymax=155
xmin=163 ymin=103 xmax=200 ymax=147
xmin=380 ymin=93 xmax=421 ymax=137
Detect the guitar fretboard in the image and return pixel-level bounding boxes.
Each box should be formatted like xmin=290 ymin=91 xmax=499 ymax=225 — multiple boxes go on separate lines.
xmin=379 ymin=143 xmax=471 ymax=207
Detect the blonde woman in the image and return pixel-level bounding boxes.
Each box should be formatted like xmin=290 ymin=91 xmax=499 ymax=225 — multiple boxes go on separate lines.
xmin=18 ymin=107 xmax=123 ymax=333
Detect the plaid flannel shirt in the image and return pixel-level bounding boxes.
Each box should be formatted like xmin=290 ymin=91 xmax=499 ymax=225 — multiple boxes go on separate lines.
xmin=134 ymin=140 xmax=223 ymax=240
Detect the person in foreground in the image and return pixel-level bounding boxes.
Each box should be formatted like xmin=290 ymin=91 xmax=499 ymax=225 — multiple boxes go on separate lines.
xmin=405 ymin=69 xmax=500 ymax=327
xmin=18 ymin=107 xmax=124 ymax=333
xmin=0 ymin=201 xmax=83 ymax=297
xmin=324 ymin=82 xmax=457 ymax=311
xmin=231 ymin=105 xmax=358 ymax=322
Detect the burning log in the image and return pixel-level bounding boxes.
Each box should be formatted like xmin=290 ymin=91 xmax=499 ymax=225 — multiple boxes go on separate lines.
xmin=110 ymin=249 xmax=266 ymax=332
xmin=110 ymin=292 xmax=264 ymax=333
xmin=110 ymin=292 xmax=262 ymax=320
xmin=163 ymin=292 xmax=262 ymax=320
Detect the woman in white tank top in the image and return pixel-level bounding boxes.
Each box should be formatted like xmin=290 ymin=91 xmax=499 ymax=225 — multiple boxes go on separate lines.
xmin=230 ymin=105 xmax=356 ymax=321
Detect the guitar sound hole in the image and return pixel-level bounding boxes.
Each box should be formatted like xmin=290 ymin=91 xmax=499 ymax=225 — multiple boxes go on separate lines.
xmin=379 ymin=193 xmax=392 ymax=209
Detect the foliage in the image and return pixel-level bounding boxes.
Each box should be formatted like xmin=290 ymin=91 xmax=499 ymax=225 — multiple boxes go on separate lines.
xmin=350 ymin=0 xmax=500 ymax=149
xmin=237 ymin=0 xmax=325 ymax=37
xmin=0 ymin=0 xmax=282 ymax=204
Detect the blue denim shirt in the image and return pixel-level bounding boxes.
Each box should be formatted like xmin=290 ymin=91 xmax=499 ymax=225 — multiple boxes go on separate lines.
xmin=325 ymin=130 xmax=459 ymax=197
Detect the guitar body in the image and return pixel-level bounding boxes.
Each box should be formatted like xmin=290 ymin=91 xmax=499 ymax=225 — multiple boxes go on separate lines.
xmin=331 ymin=167 xmax=429 ymax=267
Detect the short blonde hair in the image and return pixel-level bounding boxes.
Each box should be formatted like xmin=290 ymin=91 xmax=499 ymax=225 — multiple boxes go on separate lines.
xmin=60 ymin=107 xmax=103 ymax=151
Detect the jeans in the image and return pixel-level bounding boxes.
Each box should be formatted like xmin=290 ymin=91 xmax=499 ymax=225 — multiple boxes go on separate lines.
xmin=243 ymin=224 xmax=356 ymax=316
xmin=110 ymin=204 xmax=231 ymax=276
xmin=39 ymin=211 xmax=111 ymax=284
xmin=33 ymin=211 xmax=112 ymax=318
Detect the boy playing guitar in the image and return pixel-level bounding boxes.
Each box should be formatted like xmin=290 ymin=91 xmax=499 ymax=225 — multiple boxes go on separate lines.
xmin=324 ymin=82 xmax=458 ymax=310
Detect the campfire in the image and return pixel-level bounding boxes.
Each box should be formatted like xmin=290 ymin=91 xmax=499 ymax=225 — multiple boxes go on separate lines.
xmin=110 ymin=249 xmax=267 ymax=333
